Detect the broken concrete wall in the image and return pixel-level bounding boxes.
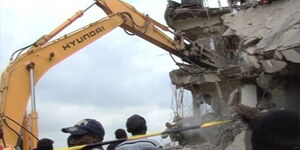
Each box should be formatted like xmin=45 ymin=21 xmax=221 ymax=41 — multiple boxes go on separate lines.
xmin=222 ymin=0 xmax=300 ymax=52
xmin=165 ymin=0 xmax=300 ymax=149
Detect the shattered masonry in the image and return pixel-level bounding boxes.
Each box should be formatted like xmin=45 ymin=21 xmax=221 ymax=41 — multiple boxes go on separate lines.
xmin=164 ymin=0 xmax=300 ymax=149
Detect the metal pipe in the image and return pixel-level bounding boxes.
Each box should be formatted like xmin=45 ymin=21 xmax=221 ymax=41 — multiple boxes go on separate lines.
xmin=29 ymin=68 xmax=36 ymax=111
xmin=33 ymin=2 xmax=96 ymax=46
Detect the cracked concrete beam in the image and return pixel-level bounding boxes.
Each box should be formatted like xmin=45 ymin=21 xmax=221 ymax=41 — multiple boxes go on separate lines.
xmin=244 ymin=37 xmax=261 ymax=47
xmin=260 ymin=59 xmax=287 ymax=73
xmin=274 ymin=51 xmax=284 ymax=60
xmin=203 ymin=74 xmax=221 ymax=82
xmin=281 ymin=49 xmax=300 ymax=63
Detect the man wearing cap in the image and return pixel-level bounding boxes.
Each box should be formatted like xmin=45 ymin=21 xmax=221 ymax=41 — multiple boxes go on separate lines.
xmin=115 ymin=114 xmax=162 ymax=150
xmin=62 ymin=118 xmax=105 ymax=150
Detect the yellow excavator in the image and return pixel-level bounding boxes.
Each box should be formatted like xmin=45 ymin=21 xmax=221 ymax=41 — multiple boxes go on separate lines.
xmin=0 ymin=0 xmax=201 ymax=149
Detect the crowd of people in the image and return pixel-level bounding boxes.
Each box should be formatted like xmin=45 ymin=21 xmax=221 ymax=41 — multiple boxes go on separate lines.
xmin=33 ymin=110 xmax=299 ymax=150
xmin=35 ymin=114 xmax=162 ymax=150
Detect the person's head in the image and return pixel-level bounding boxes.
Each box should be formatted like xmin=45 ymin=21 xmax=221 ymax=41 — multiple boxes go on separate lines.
xmin=67 ymin=134 xmax=102 ymax=147
xmin=114 ymin=128 xmax=127 ymax=139
xmin=36 ymin=138 xmax=54 ymax=150
xmin=251 ymin=110 xmax=300 ymax=150
xmin=126 ymin=114 xmax=147 ymax=135
xmin=62 ymin=119 xmax=105 ymax=147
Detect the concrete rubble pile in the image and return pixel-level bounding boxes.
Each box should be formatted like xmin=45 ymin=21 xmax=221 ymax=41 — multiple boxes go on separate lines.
xmin=163 ymin=0 xmax=300 ymax=149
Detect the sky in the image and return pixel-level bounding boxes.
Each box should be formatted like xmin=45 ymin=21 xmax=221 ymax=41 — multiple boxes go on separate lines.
xmin=0 ymin=0 xmax=227 ymax=148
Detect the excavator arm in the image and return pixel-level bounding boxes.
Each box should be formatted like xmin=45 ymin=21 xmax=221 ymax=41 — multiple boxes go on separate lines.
xmin=0 ymin=0 xmax=185 ymax=149
xmin=97 ymin=0 xmax=185 ymax=56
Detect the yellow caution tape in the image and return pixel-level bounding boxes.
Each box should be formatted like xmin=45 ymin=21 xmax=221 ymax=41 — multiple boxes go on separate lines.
xmin=201 ymin=120 xmax=232 ymax=128
xmin=128 ymin=132 xmax=162 ymax=140
xmin=55 ymin=119 xmax=233 ymax=150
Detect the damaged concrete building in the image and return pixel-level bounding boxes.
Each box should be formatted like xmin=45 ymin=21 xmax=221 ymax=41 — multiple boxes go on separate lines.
xmin=163 ymin=0 xmax=300 ymax=149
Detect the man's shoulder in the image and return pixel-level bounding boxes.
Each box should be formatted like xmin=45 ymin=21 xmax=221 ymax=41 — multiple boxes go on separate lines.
xmin=115 ymin=138 xmax=162 ymax=150
xmin=107 ymin=142 xmax=119 ymax=150
xmin=89 ymin=148 xmax=103 ymax=150
xmin=119 ymin=138 xmax=160 ymax=146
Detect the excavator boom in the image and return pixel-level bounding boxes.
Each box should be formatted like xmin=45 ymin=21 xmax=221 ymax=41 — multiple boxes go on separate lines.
xmin=0 ymin=13 xmax=125 ymax=149
xmin=97 ymin=0 xmax=184 ymax=56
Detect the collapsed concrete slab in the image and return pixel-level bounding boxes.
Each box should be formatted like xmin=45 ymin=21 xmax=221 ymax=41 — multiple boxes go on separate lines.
xmin=164 ymin=0 xmax=300 ymax=149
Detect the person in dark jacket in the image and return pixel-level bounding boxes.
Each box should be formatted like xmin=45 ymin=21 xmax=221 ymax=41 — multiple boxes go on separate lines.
xmin=235 ymin=106 xmax=300 ymax=150
xmin=34 ymin=138 xmax=54 ymax=150
xmin=107 ymin=128 xmax=127 ymax=150
xmin=115 ymin=114 xmax=162 ymax=150
xmin=250 ymin=110 xmax=300 ymax=150
xmin=62 ymin=118 xmax=105 ymax=150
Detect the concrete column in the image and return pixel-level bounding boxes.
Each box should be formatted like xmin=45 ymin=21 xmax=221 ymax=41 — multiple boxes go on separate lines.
xmin=241 ymin=84 xmax=257 ymax=108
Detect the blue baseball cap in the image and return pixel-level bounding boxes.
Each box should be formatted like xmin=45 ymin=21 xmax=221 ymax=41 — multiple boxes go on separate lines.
xmin=62 ymin=119 xmax=105 ymax=138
